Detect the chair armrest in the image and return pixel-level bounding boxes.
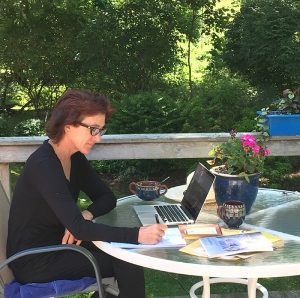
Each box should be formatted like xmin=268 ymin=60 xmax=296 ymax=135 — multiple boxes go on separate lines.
xmin=0 ymin=244 xmax=105 ymax=298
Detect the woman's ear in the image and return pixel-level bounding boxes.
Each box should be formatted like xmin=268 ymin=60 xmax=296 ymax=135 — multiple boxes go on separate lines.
xmin=64 ymin=125 xmax=71 ymax=133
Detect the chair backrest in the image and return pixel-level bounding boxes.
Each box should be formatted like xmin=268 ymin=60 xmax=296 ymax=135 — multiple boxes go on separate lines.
xmin=0 ymin=181 xmax=14 ymax=291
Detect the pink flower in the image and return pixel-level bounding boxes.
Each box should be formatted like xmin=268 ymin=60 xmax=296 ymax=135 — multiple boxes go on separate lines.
xmin=242 ymin=140 xmax=254 ymax=147
xmin=252 ymin=145 xmax=261 ymax=154
xmin=241 ymin=134 xmax=256 ymax=148
xmin=241 ymin=134 xmax=256 ymax=143
xmin=263 ymin=148 xmax=270 ymax=156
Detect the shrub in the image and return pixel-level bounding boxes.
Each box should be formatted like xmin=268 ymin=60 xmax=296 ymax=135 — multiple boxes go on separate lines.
xmin=262 ymin=157 xmax=294 ymax=189
xmin=109 ymin=91 xmax=185 ymax=134
xmin=182 ymin=72 xmax=260 ymax=133
xmin=0 ymin=115 xmax=16 ymax=136
xmin=14 ymin=118 xmax=45 ymax=136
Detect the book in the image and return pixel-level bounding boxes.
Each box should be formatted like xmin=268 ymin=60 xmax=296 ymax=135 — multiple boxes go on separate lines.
xmin=110 ymin=227 xmax=186 ymax=249
xmin=200 ymin=232 xmax=273 ymax=258
xmin=183 ymin=224 xmax=222 ymax=239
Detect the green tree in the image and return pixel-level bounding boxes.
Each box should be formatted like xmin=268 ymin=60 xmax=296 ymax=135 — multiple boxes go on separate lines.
xmin=0 ymin=0 xmax=95 ymax=115
xmin=184 ymin=0 xmax=235 ymax=98
xmin=0 ymin=0 xmax=236 ymax=111
xmin=76 ymin=0 xmax=222 ymax=94
xmin=220 ymin=0 xmax=300 ymax=90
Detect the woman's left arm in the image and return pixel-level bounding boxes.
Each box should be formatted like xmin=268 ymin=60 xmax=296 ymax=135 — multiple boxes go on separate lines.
xmin=76 ymin=153 xmax=117 ymax=218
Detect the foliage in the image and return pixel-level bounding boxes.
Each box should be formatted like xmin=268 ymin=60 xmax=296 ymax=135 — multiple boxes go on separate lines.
xmin=0 ymin=111 xmax=46 ymax=137
xmin=0 ymin=0 xmax=235 ymax=114
xmin=14 ymin=118 xmax=45 ymax=136
xmin=181 ymin=71 xmax=259 ymax=133
xmin=273 ymin=88 xmax=300 ymax=114
xmin=0 ymin=0 xmax=88 ymax=114
xmin=255 ymin=87 xmax=300 ymax=137
xmin=209 ymin=130 xmax=270 ymax=179
xmin=262 ymin=157 xmax=294 ymax=189
xmin=220 ymin=0 xmax=300 ymax=90
xmin=108 ymin=91 xmax=185 ymax=134
xmin=0 ymin=115 xmax=16 ymax=137
xmin=181 ymin=0 xmax=236 ymax=97
xmin=75 ymin=0 xmax=187 ymax=93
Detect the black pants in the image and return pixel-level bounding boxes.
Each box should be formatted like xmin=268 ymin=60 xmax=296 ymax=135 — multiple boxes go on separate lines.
xmin=12 ymin=242 xmax=145 ymax=298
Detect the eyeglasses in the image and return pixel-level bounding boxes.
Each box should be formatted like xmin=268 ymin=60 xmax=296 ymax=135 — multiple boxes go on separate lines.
xmin=79 ymin=122 xmax=107 ymax=136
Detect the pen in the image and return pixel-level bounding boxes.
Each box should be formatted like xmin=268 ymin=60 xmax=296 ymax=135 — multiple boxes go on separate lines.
xmin=155 ymin=214 xmax=160 ymax=224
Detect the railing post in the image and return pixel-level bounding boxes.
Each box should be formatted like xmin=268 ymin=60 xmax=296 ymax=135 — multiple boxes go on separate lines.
xmin=0 ymin=163 xmax=11 ymax=200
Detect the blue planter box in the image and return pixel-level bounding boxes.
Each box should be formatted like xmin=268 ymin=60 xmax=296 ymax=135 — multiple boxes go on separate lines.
xmin=263 ymin=113 xmax=300 ymax=136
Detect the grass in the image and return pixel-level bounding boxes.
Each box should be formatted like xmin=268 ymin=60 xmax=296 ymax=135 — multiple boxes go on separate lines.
xmin=60 ymin=271 xmax=300 ymax=297
xmin=144 ymin=270 xmax=300 ymax=297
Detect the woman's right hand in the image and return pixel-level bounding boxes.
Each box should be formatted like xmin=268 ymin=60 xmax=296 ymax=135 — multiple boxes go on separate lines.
xmin=138 ymin=224 xmax=168 ymax=244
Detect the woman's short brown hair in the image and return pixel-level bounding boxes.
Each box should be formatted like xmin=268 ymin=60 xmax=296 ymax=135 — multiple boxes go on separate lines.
xmin=45 ymin=89 xmax=113 ymax=143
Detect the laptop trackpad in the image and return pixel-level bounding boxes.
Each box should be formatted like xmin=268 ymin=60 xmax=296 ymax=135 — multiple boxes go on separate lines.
xmin=133 ymin=205 xmax=157 ymax=225
xmin=134 ymin=205 xmax=156 ymax=214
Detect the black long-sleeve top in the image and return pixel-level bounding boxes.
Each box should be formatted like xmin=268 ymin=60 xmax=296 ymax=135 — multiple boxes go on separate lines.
xmin=7 ymin=140 xmax=139 ymax=267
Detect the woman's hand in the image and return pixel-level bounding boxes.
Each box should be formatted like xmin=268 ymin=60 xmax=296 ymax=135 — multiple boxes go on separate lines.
xmin=138 ymin=224 xmax=168 ymax=244
xmin=81 ymin=209 xmax=93 ymax=220
xmin=61 ymin=210 xmax=94 ymax=245
xmin=62 ymin=229 xmax=81 ymax=245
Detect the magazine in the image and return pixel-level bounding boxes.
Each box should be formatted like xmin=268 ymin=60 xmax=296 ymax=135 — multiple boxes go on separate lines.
xmin=179 ymin=240 xmax=253 ymax=260
xmin=200 ymin=232 xmax=273 ymax=258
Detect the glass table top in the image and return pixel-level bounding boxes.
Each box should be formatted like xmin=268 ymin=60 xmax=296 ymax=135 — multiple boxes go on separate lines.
xmin=94 ymin=188 xmax=300 ymax=277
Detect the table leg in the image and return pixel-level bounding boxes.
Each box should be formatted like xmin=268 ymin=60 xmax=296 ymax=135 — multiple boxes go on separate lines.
xmin=202 ymin=276 xmax=210 ymax=298
xmin=189 ymin=276 xmax=211 ymax=298
xmin=189 ymin=277 xmax=268 ymax=298
xmin=247 ymin=278 xmax=258 ymax=298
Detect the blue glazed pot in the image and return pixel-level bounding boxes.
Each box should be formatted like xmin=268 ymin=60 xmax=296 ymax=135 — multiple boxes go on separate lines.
xmin=211 ymin=167 xmax=260 ymax=215
xmin=128 ymin=181 xmax=168 ymax=201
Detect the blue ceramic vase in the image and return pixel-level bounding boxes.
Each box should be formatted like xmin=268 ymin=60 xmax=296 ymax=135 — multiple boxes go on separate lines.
xmin=211 ymin=167 xmax=260 ymax=215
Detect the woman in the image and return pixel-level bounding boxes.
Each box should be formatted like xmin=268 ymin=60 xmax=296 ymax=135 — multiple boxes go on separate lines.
xmin=6 ymin=89 xmax=167 ymax=298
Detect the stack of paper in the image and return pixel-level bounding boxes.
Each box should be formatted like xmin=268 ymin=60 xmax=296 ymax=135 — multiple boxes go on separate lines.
xmin=180 ymin=230 xmax=283 ymax=260
xmin=200 ymin=232 xmax=273 ymax=258
xmin=110 ymin=227 xmax=186 ymax=249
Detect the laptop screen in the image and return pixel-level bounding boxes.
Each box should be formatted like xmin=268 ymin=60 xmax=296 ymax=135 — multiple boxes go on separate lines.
xmin=181 ymin=163 xmax=215 ymax=219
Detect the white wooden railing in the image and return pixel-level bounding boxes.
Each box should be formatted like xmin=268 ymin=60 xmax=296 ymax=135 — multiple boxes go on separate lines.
xmin=1 ymin=133 xmax=300 ymax=198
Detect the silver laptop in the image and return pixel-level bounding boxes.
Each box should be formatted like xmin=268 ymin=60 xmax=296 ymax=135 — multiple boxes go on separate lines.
xmin=133 ymin=163 xmax=215 ymax=226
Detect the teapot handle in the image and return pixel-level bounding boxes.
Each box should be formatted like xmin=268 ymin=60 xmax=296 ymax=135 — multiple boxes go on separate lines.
xmin=129 ymin=182 xmax=137 ymax=195
xmin=159 ymin=184 xmax=168 ymax=195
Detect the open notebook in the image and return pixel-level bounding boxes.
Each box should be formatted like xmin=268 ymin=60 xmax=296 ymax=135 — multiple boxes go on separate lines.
xmin=133 ymin=163 xmax=215 ymax=226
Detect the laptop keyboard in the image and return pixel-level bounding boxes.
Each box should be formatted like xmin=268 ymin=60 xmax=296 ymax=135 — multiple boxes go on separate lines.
xmin=154 ymin=205 xmax=189 ymax=223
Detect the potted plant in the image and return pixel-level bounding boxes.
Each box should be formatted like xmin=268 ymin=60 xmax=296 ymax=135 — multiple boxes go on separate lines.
xmin=208 ymin=129 xmax=270 ymax=214
xmin=256 ymin=88 xmax=300 ymax=136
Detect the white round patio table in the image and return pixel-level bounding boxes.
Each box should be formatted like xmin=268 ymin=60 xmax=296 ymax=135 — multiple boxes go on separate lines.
xmin=93 ymin=188 xmax=300 ymax=298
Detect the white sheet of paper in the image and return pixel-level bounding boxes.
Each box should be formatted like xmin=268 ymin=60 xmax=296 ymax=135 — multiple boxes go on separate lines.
xmin=110 ymin=227 xmax=186 ymax=249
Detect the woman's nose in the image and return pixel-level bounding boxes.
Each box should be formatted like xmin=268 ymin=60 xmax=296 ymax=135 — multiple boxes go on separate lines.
xmin=94 ymin=134 xmax=101 ymax=142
